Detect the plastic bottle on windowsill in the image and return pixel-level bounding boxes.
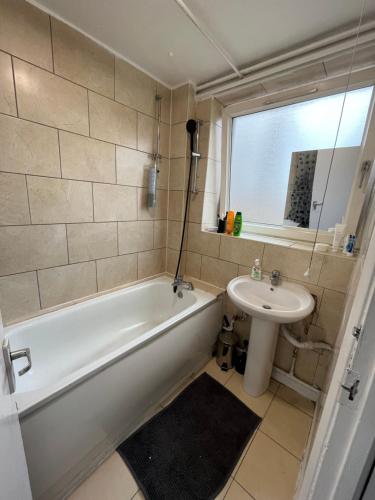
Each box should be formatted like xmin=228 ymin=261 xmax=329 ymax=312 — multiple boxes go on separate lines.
xmin=226 ymin=211 xmax=235 ymax=235
xmin=233 ymin=212 xmax=242 ymax=236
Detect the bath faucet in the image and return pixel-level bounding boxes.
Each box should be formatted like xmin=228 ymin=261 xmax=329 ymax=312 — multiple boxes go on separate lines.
xmin=172 ymin=276 xmax=194 ymax=296
xmin=270 ymin=270 xmax=281 ymax=286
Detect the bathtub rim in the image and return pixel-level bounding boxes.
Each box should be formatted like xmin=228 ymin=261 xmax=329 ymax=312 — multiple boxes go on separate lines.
xmin=8 ymin=276 xmax=221 ymax=417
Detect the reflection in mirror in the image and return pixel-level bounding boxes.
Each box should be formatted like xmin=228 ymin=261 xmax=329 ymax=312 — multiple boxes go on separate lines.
xmin=230 ymin=86 xmax=373 ymax=230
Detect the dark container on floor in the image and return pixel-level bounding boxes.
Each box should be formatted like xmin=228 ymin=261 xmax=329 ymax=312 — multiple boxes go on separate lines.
xmin=234 ymin=341 xmax=248 ymax=375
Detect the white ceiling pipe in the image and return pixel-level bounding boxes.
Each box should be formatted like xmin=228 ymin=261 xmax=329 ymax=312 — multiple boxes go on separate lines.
xmin=173 ymin=0 xmax=243 ymax=78
xmin=196 ymin=31 xmax=375 ymax=99
xmin=196 ymin=20 xmax=375 ymax=95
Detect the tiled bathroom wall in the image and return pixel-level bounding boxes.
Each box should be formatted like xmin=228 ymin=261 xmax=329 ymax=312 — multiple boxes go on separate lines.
xmin=167 ymin=91 xmax=356 ymax=391
xmin=0 ymin=0 xmax=170 ymax=324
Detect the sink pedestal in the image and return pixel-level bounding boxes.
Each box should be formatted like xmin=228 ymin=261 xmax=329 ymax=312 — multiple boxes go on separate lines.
xmin=244 ymin=318 xmax=279 ymax=397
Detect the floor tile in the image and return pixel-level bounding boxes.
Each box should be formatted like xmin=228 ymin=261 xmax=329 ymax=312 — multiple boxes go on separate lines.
xmin=225 ymin=480 xmax=255 ymax=499
xmin=277 ymin=384 xmax=315 ymax=416
xmin=159 ymin=375 xmax=194 ymax=407
xmin=231 ymin=432 xmax=257 ymax=477
xmin=235 ymin=431 xmax=300 ymax=500
xmin=260 ymin=397 xmax=312 ymax=458
xmin=215 ymin=476 xmax=233 ymax=499
xmin=225 ymin=372 xmax=275 ymax=417
xmin=132 ymin=491 xmax=145 ymax=499
xmin=68 ymin=452 xmax=138 ymax=500
xmin=195 ymin=357 xmax=235 ymax=385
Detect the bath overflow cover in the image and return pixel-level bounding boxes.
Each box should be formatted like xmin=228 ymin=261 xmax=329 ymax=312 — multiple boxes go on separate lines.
xmin=262 ymin=305 xmax=272 ymax=309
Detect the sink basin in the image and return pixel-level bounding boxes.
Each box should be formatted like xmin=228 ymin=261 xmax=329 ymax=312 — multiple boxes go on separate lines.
xmin=227 ymin=275 xmax=314 ymax=323
xmin=227 ymin=275 xmax=314 ymax=397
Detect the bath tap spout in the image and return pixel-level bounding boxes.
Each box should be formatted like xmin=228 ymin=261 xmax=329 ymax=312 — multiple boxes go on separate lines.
xmin=172 ymin=276 xmax=194 ymax=294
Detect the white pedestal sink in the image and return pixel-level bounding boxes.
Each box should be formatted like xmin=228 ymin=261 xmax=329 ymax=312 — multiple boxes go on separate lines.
xmin=227 ymin=275 xmax=314 ymax=397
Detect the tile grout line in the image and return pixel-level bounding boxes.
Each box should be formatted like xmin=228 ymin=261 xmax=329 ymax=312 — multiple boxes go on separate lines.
xmin=49 ymin=15 xmax=55 ymax=73
xmin=35 ymin=269 xmax=42 ymax=311
xmin=258 ymin=428 xmax=303 ymax=462
xmin=0 ymin=110 xmax=171 ymax=158
xmin=24 ymin=174 xmax=33 ymax=224
xmin=4 ymin=51 xmax=171 ymax=123
xmin=64 ymin=223 xmax=70 ymax=264
xmin=10 ymin=56 xmax=19 ymax=118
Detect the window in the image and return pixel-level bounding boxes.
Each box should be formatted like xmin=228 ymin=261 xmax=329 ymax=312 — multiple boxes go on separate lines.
xmin=228 ymin=86 xmax=373 ymax=232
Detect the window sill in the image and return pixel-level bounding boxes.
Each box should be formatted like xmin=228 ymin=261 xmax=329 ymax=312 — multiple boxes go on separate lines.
xmin=204 ymin=228 xmax=357 ymax=260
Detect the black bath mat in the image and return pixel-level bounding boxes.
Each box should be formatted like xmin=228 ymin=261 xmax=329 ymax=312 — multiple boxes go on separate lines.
xmin=117 ymin=372 xmax=261 ymax=500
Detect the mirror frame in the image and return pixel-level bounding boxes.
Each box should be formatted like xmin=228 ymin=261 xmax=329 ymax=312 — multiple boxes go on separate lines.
xmin=220 ymin=80 xmax=375 ymax=244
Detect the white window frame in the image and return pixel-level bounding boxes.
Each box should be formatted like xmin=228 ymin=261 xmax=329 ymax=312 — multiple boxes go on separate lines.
xmin=220 ymin=82 xmax=375 ymax=244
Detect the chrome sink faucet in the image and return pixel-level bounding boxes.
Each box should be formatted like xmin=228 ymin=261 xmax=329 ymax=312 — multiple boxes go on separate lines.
xmin=172 ymin=275 xmax=194 ymax=297
xmin=270 ymin=270 xmax=281 ymax=286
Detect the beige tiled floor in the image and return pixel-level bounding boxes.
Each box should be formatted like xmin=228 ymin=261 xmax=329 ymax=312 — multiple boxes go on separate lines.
xmin=69 ymin=358 xmax=314 ymax=500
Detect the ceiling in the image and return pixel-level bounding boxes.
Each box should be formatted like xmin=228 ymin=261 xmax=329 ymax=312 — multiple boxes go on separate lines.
xmin=29 ymin=0 xmax=375 ymax=88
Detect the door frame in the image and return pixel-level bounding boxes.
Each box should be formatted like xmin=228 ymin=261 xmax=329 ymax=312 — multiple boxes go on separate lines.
xmin=296 ymin=203 xmax=375 ymax=499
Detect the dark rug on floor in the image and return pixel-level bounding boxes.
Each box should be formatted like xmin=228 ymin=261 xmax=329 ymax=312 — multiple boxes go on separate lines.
xmin=117 ymin=372 xmax=261 ymax=500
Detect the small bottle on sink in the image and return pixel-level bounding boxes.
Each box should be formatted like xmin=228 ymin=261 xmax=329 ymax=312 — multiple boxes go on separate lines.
xmin=250 ymin=258 xmax=262 ymax=281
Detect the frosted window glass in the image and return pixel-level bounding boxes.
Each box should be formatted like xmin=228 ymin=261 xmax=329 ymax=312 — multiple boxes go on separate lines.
xmin=230 ymin=86 xmax=373 ymax=225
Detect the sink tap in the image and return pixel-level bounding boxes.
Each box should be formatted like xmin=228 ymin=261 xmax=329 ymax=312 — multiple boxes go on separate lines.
xmin=172 ymin=276 xmax=194 ymax=296
xmin=270 ymin=270 xmax=281 ymax=286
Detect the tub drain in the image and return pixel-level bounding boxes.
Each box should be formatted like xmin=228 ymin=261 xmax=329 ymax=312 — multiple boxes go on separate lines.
xmin=262 ymin=305 xmax=272 ymax=309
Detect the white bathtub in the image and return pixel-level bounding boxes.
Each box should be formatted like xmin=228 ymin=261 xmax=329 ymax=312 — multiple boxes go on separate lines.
xmin=5 ymin=276 xmax=222 ymax=500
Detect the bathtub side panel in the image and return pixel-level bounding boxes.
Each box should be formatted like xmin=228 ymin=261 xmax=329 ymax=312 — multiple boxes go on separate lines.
xmin=20 ymin=301 xmax=221 ymax=500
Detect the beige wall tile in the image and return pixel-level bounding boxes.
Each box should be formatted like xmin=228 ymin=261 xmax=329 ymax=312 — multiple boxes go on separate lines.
xmin=260 ymin=397 xmax=312 ymax=458
xmin=169 ymin=158 xmax=187 ymax=190
xmin=167 ymin=220 xmax=184 ymax=251
xmin=96 ymin=254 xmax=137 ymax=292
xmin=185 ymin=251 xmax=201 ymax=279
xmin=274 ymin=336 xmax=294 ymax=372
xmin=187 ymin=223 xmax=220 ymax=257
xmin=294 ymin=349 xmax=320 ymax=385
xmin=137 ymin=188 xmax=168 ymax=221
xmin=201 ymin=256 xmax=238 ymax=289
xmin=172 ymin=85 xmax=188 ymax=124
xmin=195 ymin=99 xmax=211 ymax=122
xmin=316 ymin=289 xmax=346 ymax=345
xmin=157 ymin=82 xmax=171 ymax=124
xmin=0 ymin=271 xmax=40 ymax=324
xmin=52 ymin=19 xmax=114 ymax=98
xmin=137 ymin=113 xmax=155 ymax=154
xmin=118 ymin=220 xmax=153 ymax=254
xmin=0 ymin=172 xmax=30 ymax=224
xmin=67 ymin=222 xmax=117 ymax=263
xmin=59 ymin=131 xmax=116 ymax=183
xmin=220 ymin=235 xmax=264 ymax=267
xmin=157 ymin=157 xmax=169 ymax=189
xmin=138 ymin=248 xmax=165 ymax=279
xmin=0 ymin=0 xmax=52 ymax=70
xmin=153 ymin=220 xmax=167 ymax=249
xmin=93 ymin=183 xmax=137 ymax=222
xmin=89 ymin=91 xmax=136 ymax=147
xmin=166 ymin=248 xmax=186 ymax=275
xmin=0 ymin=114 xmax=60 ymax=176
xmin=14 ymin=59 xmax=89 ymax=135
xmin=170 ymin=123 xmax=187 ymax=157
xmin=116 ymin=147 xmax=149 ymax=187
xmin=115 ymin=58 xmax=156 ymax=116
xmin=0 ymin=51 xmax=16 ymax=115
xmin=160 ymin=121 xmax=170 ymax=158
xmin=38 ymin=261 xmax=97 ymax=308
xmin=262 ymin=245 xmax=324 ymax=284
xmin=28 ymin=176 xmax=93 ymax=224
xmin=188 ymin=191 xmax=204 ymax=224
xmin=168 ymin=190 xmax=185 ymax=221
xmin=318 ymin=255 xmax=355 ymax=293
xmin=0 ymin=224 xmax=67 ymax=275
xmin=236 ymin=431 xmax=300 ymax=500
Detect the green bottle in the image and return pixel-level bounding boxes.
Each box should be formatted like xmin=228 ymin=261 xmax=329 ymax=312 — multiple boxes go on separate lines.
xmin=233 ymin=211 xmax=242 ymax=236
